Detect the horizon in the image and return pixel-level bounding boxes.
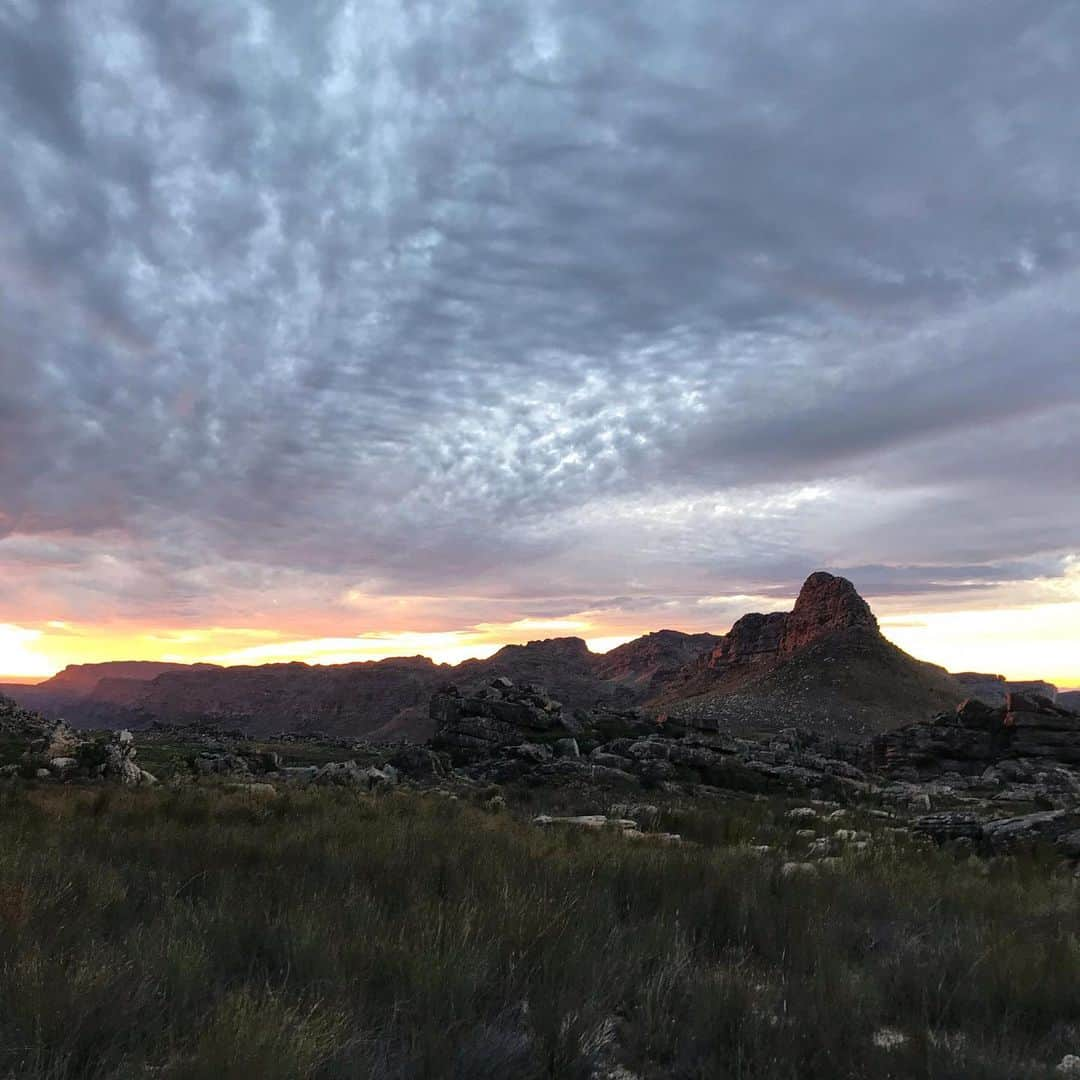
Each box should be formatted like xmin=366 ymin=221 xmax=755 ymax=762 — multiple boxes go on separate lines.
xmin=3 ymin=571 xmax=1079 ymax=689
xmin=2 ymin=3 xmax=1078 ymax=689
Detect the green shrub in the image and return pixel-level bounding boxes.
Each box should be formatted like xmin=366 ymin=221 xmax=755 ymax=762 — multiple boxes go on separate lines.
xmin=0 ymin=786 xmax=1075 ymax=1078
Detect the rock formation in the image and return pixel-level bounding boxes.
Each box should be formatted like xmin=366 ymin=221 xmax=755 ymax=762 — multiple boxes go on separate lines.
xmin=952 ymin=672 xmax=1059 ymax=706
xmin=654 ymin=572 xmax=963 ymax=739
xmin=428 ymin=677 xmax=870 ymax=798
xmin=8 ymin=572 xmax=1045 ymax=748
xmin=430 ymin=679 xmax=570 ymax=762
xmin=874 ymin=692 xmax=1080 ymax=778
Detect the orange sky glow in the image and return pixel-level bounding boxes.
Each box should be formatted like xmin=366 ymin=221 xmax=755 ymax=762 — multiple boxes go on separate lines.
xmin=3 ymin=594 xmax=1079 ymax=689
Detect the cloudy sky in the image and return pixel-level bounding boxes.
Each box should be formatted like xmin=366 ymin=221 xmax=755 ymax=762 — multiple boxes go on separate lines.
xmin=2 ymin=0 xmax=1079 ymax=684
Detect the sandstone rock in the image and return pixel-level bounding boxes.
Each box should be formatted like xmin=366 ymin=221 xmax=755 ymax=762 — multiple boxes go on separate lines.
xmin=312 ymin=761 xmax=367 ymax=787
xmin=553 ymin=737 xmax=580 ymax=759
xmin=779 ymin=571 xmax=878 ymax=653
xmin=312 ymin=761 xmax=399 ymax=791
xmin=875 ymin=694 xmax=1080 ymax=778
xmin=511 ymin=743 xmax=553 ymax=763
xmin=534 ymin=815 xmax=617 ymax=830
xmin=389 ymin=745 xmax=448 ymax=777
xmin=709 ymin=611 xmax=787 ymax=666
xmin=590 ymin=751 xmax=633 ymax=770
xmin=100 ymin=731 xmax=156 ymax=786
xmin=982 ymin=810 xmax=1080 ymax=851
xmin=192 ymin=753 xmax=252 ymax=777
xmin=609 ymin=803 xmax=661 ymax=827
xmin=912 ymin=813 xmax=984 ymax=844
xmin=431 ymin=681 xmax=570 ymax=762
xmin=227 ymin=782 xmax=278 ymax=798
xmin=873 ymin=1028 xmax=909 ymax=1051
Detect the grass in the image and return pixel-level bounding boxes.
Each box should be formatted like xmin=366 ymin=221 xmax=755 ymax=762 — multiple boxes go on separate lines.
xmin=1 ymin=784 xmax=1078 ymax=1078
xmin=129 ymin=735 xmax=363 ymax=778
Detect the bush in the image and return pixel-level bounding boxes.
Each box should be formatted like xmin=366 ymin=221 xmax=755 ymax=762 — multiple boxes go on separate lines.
xmin=0 ymin=786 xmax=1076 ymax=1077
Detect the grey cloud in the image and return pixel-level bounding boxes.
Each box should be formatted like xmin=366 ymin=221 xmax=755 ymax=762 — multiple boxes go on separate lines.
xmin=1 ymin=0 xmax=1079 ymax=626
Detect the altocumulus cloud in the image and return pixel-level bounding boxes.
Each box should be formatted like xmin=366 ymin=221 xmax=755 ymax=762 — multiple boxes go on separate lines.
xmin=1 ymin=0 xmax=1079 ymax=634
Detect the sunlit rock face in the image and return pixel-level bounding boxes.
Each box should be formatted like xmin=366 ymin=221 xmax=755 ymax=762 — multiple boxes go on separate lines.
xmin=780 ymin=572 xmax=878 ymax=653
xmin=707 ymin=572 xmax=877 ymax=670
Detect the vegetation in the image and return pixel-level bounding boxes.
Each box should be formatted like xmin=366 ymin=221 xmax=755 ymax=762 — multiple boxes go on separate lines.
xmin=1 ymin=784 xmax=1078 ymax=1078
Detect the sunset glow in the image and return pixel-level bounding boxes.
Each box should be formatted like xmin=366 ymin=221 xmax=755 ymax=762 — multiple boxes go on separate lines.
xmin=3 ymin=596 xmax=1078 ymax=689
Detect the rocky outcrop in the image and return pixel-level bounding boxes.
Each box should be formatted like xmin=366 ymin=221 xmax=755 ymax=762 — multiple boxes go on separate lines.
xmin=704 ymin=573 xmax=876 ymax=670
xmin=874 ymin=693 xmax=1080 ymax=778
xmin=0 ymin=694 xmax=55 ymax=741
xmin=708 ymin=612 xmax=787 ymax=666
xmin=89 ymin=730 xmax=158 ymax=786
xmin=312 ymin=761 xmax=399 ymax=790
xmin=952 ymin=672 xmax=1058 ymax=707
xmin=779 ymin=571 xmax=878 ymax=653
xmin=428 ymin=677 xmax=870 ymax=798
xmin=913 ymin=808 xmax=1080 ymax=853
xmin=656 ymin=573 xmax=963 ymax=739
xmin=431 ymin=679 xmax=569 ymax=762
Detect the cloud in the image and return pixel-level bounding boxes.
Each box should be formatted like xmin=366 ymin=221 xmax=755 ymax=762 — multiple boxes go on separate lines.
xmin=0 ymin=0 xmax=1078 ymax=644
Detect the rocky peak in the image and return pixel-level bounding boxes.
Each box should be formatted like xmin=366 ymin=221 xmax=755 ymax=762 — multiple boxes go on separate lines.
xmin=779 ymin=571 xmax=877 ymax=653
xmin=707 ymin=572 xmax=878 ymax=671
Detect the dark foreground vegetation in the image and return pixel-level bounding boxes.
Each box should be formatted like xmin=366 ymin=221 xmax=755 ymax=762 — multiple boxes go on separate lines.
xmin=2 ymin=785 xmax=1080 ymax=1079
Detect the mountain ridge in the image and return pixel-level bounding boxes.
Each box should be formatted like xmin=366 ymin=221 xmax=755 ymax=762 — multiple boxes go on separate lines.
xmin=0 ymin=572 xmax=1038 ymax=742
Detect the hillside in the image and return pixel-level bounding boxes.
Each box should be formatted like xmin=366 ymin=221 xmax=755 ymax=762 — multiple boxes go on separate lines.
xmin=0 ymin=633 xmax=719 ymax=740
xmin=593 ymin=629 xmax=722 ymax=694
xmin=654 ymin=572 xmax=965 ymax=740
xmin=0 ymin=573 xmax=999 ymax=742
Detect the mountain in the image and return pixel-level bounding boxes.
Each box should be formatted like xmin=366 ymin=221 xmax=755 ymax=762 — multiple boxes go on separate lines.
xmin=110 ymin=657 xmax=451 ymax=738
xmin=593 ymin=630 xmax=723 ymax=695
xmin=0 ymin=573 xmax=988 ymax=742
xmin=41 ymin=661 xmax=211 ymax=695
xmin=0 ymin=662 xmax=218 ymax=722
xmin=0 ymin=631 xmax=718 ymax=740
xmin=653 ymin=571 xmax=965 ymax=740
xmin=1061 ymin=691 xmax=1080 ymax=712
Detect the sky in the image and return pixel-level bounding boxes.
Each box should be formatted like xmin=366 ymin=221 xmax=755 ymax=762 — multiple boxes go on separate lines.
xmin=1 ymin=1 xmax=1079 ymax=686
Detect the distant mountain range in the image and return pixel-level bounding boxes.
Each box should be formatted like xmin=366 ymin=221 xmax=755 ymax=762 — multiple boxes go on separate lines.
xmin=0 ymin=572 xmax=1063 ymax=742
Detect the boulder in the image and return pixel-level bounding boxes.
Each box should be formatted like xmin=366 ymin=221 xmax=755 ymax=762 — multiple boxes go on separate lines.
xmin=912 ymin=813 xmax=985 ymax=844
xmin=982 ymin=810 xmax=1080 ymax=852
xmin=99 ymin=731 xmax=156 ymax=786
xmin=553 ymin=738 xmax=580 ymax=759
xmin=192 ymin=753 xmax=252 ymax=777
xmin=312 ymin=761 xmax=398 ymax=791
xmin=389 ymin=745 xmax=448 ymax=777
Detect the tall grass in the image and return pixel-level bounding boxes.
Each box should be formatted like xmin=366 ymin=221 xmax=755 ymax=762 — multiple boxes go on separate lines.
xmin=0 ymin=785 xmax=1076 ymax=1078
